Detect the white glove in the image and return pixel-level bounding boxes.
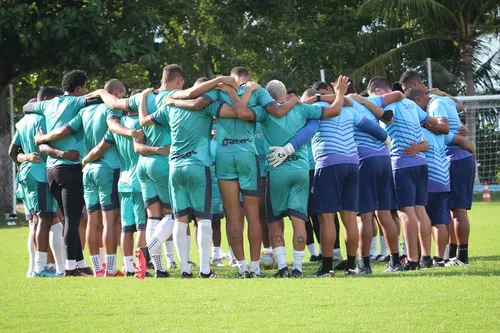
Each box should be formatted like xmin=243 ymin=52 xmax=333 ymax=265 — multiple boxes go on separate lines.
xmin=268 ymin=143 xmax=295 ymax=168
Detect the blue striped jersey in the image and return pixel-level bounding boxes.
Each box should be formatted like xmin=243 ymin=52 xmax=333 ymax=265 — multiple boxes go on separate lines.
xmin=380 ymin=98 xmax=428 ymax=170
xmin=422 ymin=128 xmax=451 ymax=192
xmin=352 ymin=99 xmax=388 ymax=160
xmin=311 ymin=102 xmax=362 ymax=168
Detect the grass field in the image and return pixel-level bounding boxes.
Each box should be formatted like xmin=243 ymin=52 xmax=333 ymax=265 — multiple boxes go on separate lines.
xmin=0 ymin=202 xmax=499 ymax=332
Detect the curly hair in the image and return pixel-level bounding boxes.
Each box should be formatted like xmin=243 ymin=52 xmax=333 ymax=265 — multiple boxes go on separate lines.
xmin=61 ymin=70 xmax=87 ymax=93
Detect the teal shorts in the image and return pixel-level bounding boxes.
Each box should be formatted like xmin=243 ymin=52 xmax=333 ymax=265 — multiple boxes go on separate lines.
xmin=120 ymin=191 xmax=146 ymax=233
xmin=137 ymin=155 xmax=171 ymax=209
xmin=170 ymin=165 xmax=211 ymax=219
xmin=266 ymin=168 xmax=309 ymax=223
xmin=18 ymin=172 xmax=57 ymax=219
xmin=216 ymin=151 xmax=260 ymax=197
xmin=258 ymin=154 xmax=268 ymax=178
xmin=211 ymin=170 xmax=224 ymax=219
xmin=83 ymin=167 xmax=120 ymax=213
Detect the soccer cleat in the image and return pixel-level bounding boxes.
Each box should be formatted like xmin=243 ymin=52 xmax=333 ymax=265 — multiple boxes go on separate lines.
xmin=49 ymin=266 xmax=57 ymax=274
xmin=211 ymin=258 xmax=225 ymax=267
xmin=248 ymin=271 xmax=266 ymax=278
xmin=376 ymin=255 xmax=390 ymax=262
xmin=64 ymin=269 xmax=84 ymax=277
xmin=235 ymin=271 xmax=250 ymax=279
xmin=199 ymin=270 xmax=219 ymax=279
xmin=384 ymin=263 xmax=404 ymax=272
xmin=402 ymin=260 xmax=420 ymax=271
xmin=155 ymin=270 xmax=171 ymax=278
xmin=290 ymin=269 xmax=302 ymax=278
xmin=34 ymin=266 xmax=57 ymax=278
xmin=308 ymin=270 xmax=335 ymax=278
xmin=55 ymin=272 xmax=65 ymax=277
xmin=309 ymin=255 xmax=321 ymax=263
xmin=78 ymin=266 xmax=94 ymax=277
xmin=348 ymin=264 xmax=373 ymax=275
xmin=126 ymin=272 xmax=136 ymax=277
xmin=399 ymin=254 xmax=407 ymax=264
xmin=370 ymin=255 xmax=379 ymax=262
xmin=333 ymin=260 xmax=348 ymax=271
xmin=94 ymin=269 xmax=106 ymax=277
xmin=433 ymin=259 xmax=445 ymax=268
xmin=145 ymin=272 xmax=154 ymax=278
xmin=181 ymin=271 xmax=193 ymax=279
xmin=445 ymin=257 xmax=468 ymax=267
xmin=135 ymin=247 xmax=151 ymax=280
xmin=105 ymin=270 xmax=125 ymax=277
xmin=273 ymin=267 xmax=290 ymax=278
xmin=419 ymin=257 xmax=433 ymax=269
xmin=188 ymin=261 xmax=197 ymax=268
xmin=167 ymin=262 xmax=178 ymax=269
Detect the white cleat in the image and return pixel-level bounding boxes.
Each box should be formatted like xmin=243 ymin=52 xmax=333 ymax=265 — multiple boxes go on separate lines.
xmin=211 ymin=258 xmax=225 ymax=267
xmin=445 ymin=257 xmax=468 ymax=267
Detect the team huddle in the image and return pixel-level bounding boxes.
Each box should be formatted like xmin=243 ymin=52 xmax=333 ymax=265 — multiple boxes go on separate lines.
xmin=9 ymin=65 xmax=475 ymax=279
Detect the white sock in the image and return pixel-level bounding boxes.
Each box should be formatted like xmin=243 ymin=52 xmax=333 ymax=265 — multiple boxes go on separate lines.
xmin=187 ymin=235 xmax=192 ymax=261
xmin=173 ymin=221 xmax=190 ymax=273
xmin=164 ymin=241 xmax=175 ymax=263
xmin=90 ymin=255 xmax=103 ymax=273
xmin=65 ymin=259 xmax=77 ymax=271
xmin=292 ymin=250 xmax=305 ymax=272
xmin=197 ymin=220 xmax=212 ymax=275
xmin=370 ymin=237 xmax=378 ymax=257
xmin=333 ymin=248 xmax=343 ymax=260
xmin=148 ymin=215 xmax=174 ymax=256
xmin=237 ymin=260 xmax=248 ymax=273
xmin=263 ymin=247 xmax=273 ymax=255
xmin=27 ymin=224 xmax=35 ymax=276
xmin=151 ymin=254 xmax=166 ymax=272
xmin=379 ymin=235 xmax=388 ymax=256
xmin=229 ymin=247 xmax=235 ymax=262
xmin=250 ymin=260 xmax=261 ymax=274
xmin=106 ymin=254 xmax=117 ymax=274
xmin=49 ymin=222 xmax=65 ymax=274
xmin=124 ymin=256 xmax=135 ymax=273
xmin=273 ymin=246 xmax=287 ymax=270
xmin=34 ymin=251 xmax=48 ymax=273
xmin=213 ymin=246 xmax=221 ymax=260
xmin=444 ymin=244 xmax=450 ymax=260
xmin=307 ymin=243 xmax=318 ymax=256
xmin=76 ymin=257 xmax=87 ymax=268
xmin=146 ymin=218 xmax=160 ymax=243
xmin=401 ymin=236 xmax=407 ymax=255
xmin=99 ymin=247 xmax=105 ymax=265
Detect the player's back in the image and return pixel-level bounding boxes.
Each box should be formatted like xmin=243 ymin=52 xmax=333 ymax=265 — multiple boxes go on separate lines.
xmin=352 ymin=100 xmax=388 ymax=159
xmin=15 ymin=114 xmax=48 ymax=182
xmin=422 ymin=128 xmax=450 ymax=191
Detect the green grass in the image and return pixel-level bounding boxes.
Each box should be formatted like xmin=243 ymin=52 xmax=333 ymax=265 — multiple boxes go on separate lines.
xmin=1 ymin=203 xmax=499 ymax=332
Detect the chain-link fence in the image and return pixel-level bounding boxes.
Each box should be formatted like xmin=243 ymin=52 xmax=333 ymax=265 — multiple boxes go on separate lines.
xmin=0 ymin=84 xmax=16 ymax=215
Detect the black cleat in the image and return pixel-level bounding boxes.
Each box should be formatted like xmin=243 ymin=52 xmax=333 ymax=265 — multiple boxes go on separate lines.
xmin=419 ymin=257 xmax=433 ymax=269
xmin=333 ymin=260 xmax=348 ymax=270
xmin=347 ymin=264 xmax=373 ymax=275
xmin=77 ymin=267 xmax=94 ymax=277
xmin=290 ymin=269 xmax=302 ymax=278
xmin=235 ymin=271 xmax=250 ymax=279
xmin=273 ymin=267 xmax=290 ymax=278
xmin=181 ymin=271 xmax=193 ymax=278
xmin=308 ymin=270 xmax=334 ymax=278
xmin=399 ymin=255 xmax=407 ymax=264
xmin=309 ymin=255 xmax=321 ymax=263
xmin=126 ymin=272 xmax=136 ymax=277
xmin=384 ymin=262 xmax=404 ymax=272
xmin=64 ymin=269 xmax=83 ymax=277
xmin=248 ymin=271 xmax=266 ymax=278
xmin=145 ymin=272 xmax=154 ymax=278
xmin=155 ymin=270 xmax=171 ymax=278
xmin=403 ymin=260 xmax=420 ymax=271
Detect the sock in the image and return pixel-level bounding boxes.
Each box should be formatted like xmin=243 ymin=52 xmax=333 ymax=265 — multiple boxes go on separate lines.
xmin=147 ymin=215 xmax=174 ymax=256
xmin=124 ymin=256 xmax=135 ymax=273
xmin=250 ymin=260 xmax=261 ymax=274
xmin=333 ymin=248 xmax=343 ymax=260
xmin=307 ymin=243 xmax=318 ymax=257
xmin=229 ymin=247 xmax=235 ymax=262
xmin=90 ymin=255 xmax=103 ymax=273
xmin=237 ymin=260 xmax=248 ymax=273
xmin=292 ymin=250 xmax=305 ymax=272
xmin=27 ymin=224 xmax=35 ymax=276
xmin=65 ymin=259 xmax=77 ymax=271
xmin=379 ymin=236 xmax=388 ymax=256
xmin=448 ymin=243 xmax=457 ymax=259
xmin=99 ymin=247 xmax=105 ymax=265
xmin=321 ymin=256 xmax=333 ymax=273
xmin=346 ymin=255 xmax=356 ymax=270
xmin=151 ymin=254 xmax=166 ymax=272
xmin=213 ymin=246 xmax=221 ymax=260
xmin=443 ymin=244 xmax=450 ymax=260
xmin=390 ymin=252 xmax=400 ymax=266
xmin=362 ymin=256 xmax=371 ymax=268
xmin=34 ymin=251 xmax=48 ymax=273
xmin=164 ymin=240 xmax=175 ymax=263
xmin=263 ymin=247 xmax=273 ymax=255
xmin=173 ymin=221 xmax=190 ymax=273
xmin=49 ymin=222 xmax=65 ymax=274
xmin=197 ymin=220 xmax=213 ymax=275
xmin=370 ymin=237 xmax=378 ymax=257
xmin=106 ymin=254 xmax=117 ymax=274
xmin=146 ymin=218 xmax=160 ymax=243
xmin=458 ymin=244 xmax=468 ymax=263
xmin=401 ymin=236 xmax=407 ymax=255
xmin=76 ymin=258 xmax=88 ymax=269
xmin=186 ymin=235 xmax=192 ymax=262
xmin=273 ymin=246 xmax=287 ymax=270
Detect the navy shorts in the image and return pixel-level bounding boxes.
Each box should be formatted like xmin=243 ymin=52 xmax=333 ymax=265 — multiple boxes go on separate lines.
xmin=313 ymin=163 xmax=359 ymax=213
xmin=393 ymin=165 xmax=428 ymax=208
xmin=426 ymin=192 xmax=450 ymax=225
xmin=358 ymin=155 xmax=397 ymax=214
xmin=448 ymin=156 xmax=475 ymax=210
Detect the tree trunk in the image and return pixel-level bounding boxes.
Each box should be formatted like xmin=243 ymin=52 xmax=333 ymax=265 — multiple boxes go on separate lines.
xmin=0 ymin=84 xmax=15 ymax=213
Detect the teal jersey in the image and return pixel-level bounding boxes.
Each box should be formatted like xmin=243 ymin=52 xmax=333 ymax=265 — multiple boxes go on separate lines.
xmin=253 ymin=103 xmax=324 ymax=170
xmin=13 ymin=114 xmax=47 ymax=182
xmin=126 ymin=91 xmax=173 ymax=148
xmin=30 ymin=95 xmax=88 ymax=167
xmin=217 ymin=85 xmax=275 ymax=109
xmin=210 ymin=139 xmax=217 ymax=167
xmin=151 ymin=102 xmax=221 ymax=167
xmin=255 ymin=122 xmax=269 ymax=157
xmin=67 ymin=104 xmax=121 ymax=171
xmin=104 ymin=115 xmax=142 ymax=192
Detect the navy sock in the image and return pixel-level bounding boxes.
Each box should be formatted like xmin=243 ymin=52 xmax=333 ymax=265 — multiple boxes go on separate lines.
xmin=362 ymin=256 xmax=371 ymax=268
xmin=321 ymin=257 xmax=333 ymax=273
xmin=448 ymin=243 xmax=457 ymax=258
xmin=458 ymin=244 xmax=468 ymax=263
xmin=346 ymin=256 xmax=356 ymax=270
xmin=390 ymin=253 xmax=400 ymax=266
